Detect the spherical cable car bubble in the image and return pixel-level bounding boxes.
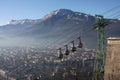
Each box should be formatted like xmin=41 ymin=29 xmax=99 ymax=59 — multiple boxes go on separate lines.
xmin=64 ymin=44 xmax=70 ymax=55
xmin=57 ymin=48 xmax=63 ymax=59
xmin=70 ymin=40 xmax=76 ymax=52
xmin=77 ymin=37 xmax=83 ymax=48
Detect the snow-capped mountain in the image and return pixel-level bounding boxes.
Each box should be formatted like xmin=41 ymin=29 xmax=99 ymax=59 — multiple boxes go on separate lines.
xmin=43 ymin=9 xmax=74 ymax=19
xmin=43 ymin=9 xmax=93 ymax=21
xmin=0 ymin=9 xmax=120 ymax=47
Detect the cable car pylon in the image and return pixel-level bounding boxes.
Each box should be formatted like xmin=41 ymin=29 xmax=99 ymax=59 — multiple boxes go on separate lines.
xmin=92 ymin=15 xmax=109 ymax=80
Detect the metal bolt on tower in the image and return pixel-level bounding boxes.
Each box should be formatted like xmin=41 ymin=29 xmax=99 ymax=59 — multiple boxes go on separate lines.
xmin=92 ymin=15 xmax=108 ymax=80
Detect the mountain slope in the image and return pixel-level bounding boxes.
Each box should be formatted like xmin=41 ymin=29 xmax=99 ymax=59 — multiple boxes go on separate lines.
xmin=0 ymin=9 xmax=120 ymax=48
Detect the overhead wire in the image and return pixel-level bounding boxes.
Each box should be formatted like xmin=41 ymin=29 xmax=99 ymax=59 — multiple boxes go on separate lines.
xmin=111 ymin=14 xmax=120 ymax=19
xmin=101 ymin=5 xmax=120 ymax=19
xmin=106 ymin=10 xmax=120 ymax=18
xmin=46 ymin=21 xmax=92 ymax=49
xmin=47 ymin=5 xmax=120 ymax=49
xmin=54 ymin=4 xmax=120 ymax=60
xmin=46 ymin=26 xmax=79 ymax=48
xmin=46 ymin=23 xmax=80 ymax=46
xmin=96 ymin=4 xmax=120 ymax=37
xmin=50 ymin=5 xmax=120 ymax=48
xmin=101 ymin=4 xmax=120 ymax=15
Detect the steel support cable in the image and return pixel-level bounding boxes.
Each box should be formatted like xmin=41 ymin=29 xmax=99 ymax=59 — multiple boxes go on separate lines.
xmin=50 ymin=22 xmax=87 ymax=47
xmin=101 ymin=4 xmax=120 ymax=15
xmin=59 ymin=25 xmax=93 ymax=47
xmin=106 ymin=10 xmax=120 ymax=18
xmin=111 ymin=14 xmax=120 ymax=19
xmin=46 ymin=25 xmax=82 ymax=48
xmin=52 ymin=20 xmax=90 ymax=46
xmin=46 ymin=21 xmax=92 ymax=49
xmin=54 ymin=25 xmax=92 ymax=50
xmin=50 ymin=14 xmax=118 ymax=50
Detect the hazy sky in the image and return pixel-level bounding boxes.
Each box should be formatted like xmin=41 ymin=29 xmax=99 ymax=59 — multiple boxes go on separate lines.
xmin=0 ymin=0 xmax=120 ymax=25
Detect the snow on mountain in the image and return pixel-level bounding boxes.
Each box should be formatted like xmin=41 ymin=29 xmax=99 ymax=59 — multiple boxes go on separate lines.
xmin=7 ymin=19 xmax=41 ymax=25
xmin=43 ymin=9 xmax=95 ymax=23
xmin=43 ymin=9 xmax=74 ymax=19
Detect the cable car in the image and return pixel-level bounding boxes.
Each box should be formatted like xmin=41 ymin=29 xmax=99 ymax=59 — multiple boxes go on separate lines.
xmin=64 ymin=45 xmax=69 ymax=55
xmin=57 ymin=48 xmax=63 ymax=59
xmin=77 ymin=37 xmax=83 ymax=48
xmin=71 ymin=41 xmax=76 ymax=52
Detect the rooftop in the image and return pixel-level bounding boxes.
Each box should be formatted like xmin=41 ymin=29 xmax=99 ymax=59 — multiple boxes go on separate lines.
xmin=107 ymin=37 xmax=120 ymax=40
xmin=107 ymin=37 xmax=120 ymax=44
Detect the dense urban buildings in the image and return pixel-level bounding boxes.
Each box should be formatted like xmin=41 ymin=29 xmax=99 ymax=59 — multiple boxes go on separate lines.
xmin=0 ymin=46 xmax=95 ymax=80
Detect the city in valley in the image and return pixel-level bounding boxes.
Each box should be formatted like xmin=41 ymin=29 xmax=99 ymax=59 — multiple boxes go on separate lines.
xmin=0 ymin=46 xmax=95 ymax=80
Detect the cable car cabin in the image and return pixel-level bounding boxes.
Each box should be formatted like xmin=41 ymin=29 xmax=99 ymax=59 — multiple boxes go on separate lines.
xmin=57 ymin=48 xmax=63 ymax=59
xmin=71 ymin=47 xmax=76 ymax=52
xmin=71 ymin=41 xmax=76 ymax=52
xmin=77 ymin=42 xmax=83 ymax=48
xmin=77 ymin=37 xmax=83 ymax=48
xmin=58 ymin=53 xmax=63 ymax=59
xmin=65 ymin=50 xmax=69 ymax=55
xmin=64 ymin=45 xmax=69 ymax=55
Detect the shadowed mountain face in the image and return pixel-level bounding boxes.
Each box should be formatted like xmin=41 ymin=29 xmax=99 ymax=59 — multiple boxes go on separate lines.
xmin=0 ymin=9 xmax=120 ymax=48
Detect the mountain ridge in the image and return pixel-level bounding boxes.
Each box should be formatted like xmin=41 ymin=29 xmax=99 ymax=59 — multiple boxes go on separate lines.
xmin=3 ymin=9 xmax=94 ymax=26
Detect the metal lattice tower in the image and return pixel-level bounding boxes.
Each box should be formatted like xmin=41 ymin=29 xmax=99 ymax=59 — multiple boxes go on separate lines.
xmin=92 ymin=15 xmax=108 ymax=80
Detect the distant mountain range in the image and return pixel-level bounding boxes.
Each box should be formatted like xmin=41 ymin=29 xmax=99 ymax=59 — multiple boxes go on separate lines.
xmin=0 ymin=9 xmax=120 ymax=48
